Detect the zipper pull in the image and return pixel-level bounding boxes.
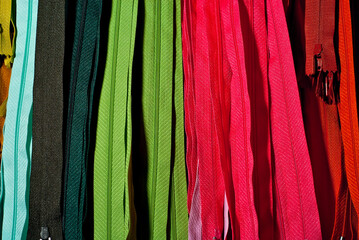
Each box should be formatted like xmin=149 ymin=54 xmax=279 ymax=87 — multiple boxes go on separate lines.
xmin=313 ymin=44 xmax=323 ymax=99
xmin=312 ymin=44 xmax=339 ymax=104
xmin=40 ymin=227 xmax=51 ymax=240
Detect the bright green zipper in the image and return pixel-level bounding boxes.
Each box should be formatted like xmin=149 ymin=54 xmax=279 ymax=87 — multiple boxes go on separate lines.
xmin=106 ymin=2 xmax=122 ymax=238
xmin=149 ymin=1 xmax=162 ymax=237
xmin=12 ymin=0 xmax=33 ymax=239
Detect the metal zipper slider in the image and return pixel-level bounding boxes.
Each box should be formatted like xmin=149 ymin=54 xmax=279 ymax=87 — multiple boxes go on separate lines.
xmin=40 ymin=227 xmax=51 ymax=240
xmin=312 ymin=43 xmax=339 ymax=104
xmin=313 ymin=44 xmax=323 ymax=76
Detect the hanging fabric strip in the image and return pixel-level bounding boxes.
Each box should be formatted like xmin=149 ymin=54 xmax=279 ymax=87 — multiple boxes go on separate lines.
xmin=168 ymin=0 xmax=189 ymax=237
xmin=62 ymin=0 xmax=102 ymax=239
xmin=0 ymin=64 xmax=11 ymax=159
xmin=301 ymin=87 xmax=345 ymax=239
xmin=183 ymin=0 xmax=259 ymax=238
xmin=27 ymin=0 xmax=65 ymax=239
xmin=352 ymin=0 xmax=359 ymax=113
xmin=132 ymin=0 xmax=188 ymax=238
xmin=338 ymin=0 xmax=359 ymax=234
xmin=0 ymin=0 xmax=39 ymax=238
xmin=237 ymin=0 xmax=273 ymax=238
xmin=304 ymin=0 xmax=339 ymax=104
xmin=266 ymin=0 xmax=322 ymax=238
xmin=285 ymin=1 xmax=346 ymax=237
xmin=226 ymin=0 xmax=259 ymax=237
xmin=94 ymin=0 xmax=138 ymax=239
xmin=182 ymin=0 xmax=226 ymax=238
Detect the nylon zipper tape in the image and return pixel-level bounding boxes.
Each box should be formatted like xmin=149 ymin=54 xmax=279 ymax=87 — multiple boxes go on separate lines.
xmin=27 ymin=0 xmax=65 ymax=239
xmin=132 ymin=0 xmax=188 ymax=238
xmin=238 ymin=0 xmax=273 ymax=238
xmin=0 ymin=0 xmax=39 ymax=238
xmin=338 ymin=0 xmax=359 ymax=233
xmin=62 ymin=0 xmax=102 ymax=239
xmin=168 ymin=0 xmax=188 ymax=238
xmin=94 ymin=0 xmax=138 ymax=239
xmin=0 ymin=65 xmax=11 ymax=159
xmin=266 ymin=0 xmax=322 ymax=238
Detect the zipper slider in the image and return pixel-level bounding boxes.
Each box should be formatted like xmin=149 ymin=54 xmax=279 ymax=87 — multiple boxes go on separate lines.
xmin=312 ymin=44 xmax=339 ymax=104
xmin=313 ymin=44 xmax=323 ymax=78
xmin=313 ymin=44 xmax=324 ymax=100
xmin=40 ymin=227 xmax=51 ymax=240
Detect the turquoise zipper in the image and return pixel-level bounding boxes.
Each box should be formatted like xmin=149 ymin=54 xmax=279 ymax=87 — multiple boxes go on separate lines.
xmin=12 ymin=0 xmax=33 ymax=239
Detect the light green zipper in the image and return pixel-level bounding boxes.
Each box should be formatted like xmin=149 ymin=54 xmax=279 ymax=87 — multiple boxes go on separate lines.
xmin=139 ymin=0 xmax=188 ymax=238
xmin=94 ymin=0 xmax=138 ymax=239
xmin=106 ymin=2 xmax=120 ymax=238
xmin=149 ymin=0 xmax=162 ymax=235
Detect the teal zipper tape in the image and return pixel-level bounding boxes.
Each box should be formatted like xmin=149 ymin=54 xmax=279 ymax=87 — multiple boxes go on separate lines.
xmin=1 ymin=0 xmax=39 ymax=239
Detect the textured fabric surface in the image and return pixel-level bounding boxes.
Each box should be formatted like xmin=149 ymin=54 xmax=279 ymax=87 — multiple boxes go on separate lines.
xmin=182 ymin=0 xmax=259 ymax=238
xmin=266 ymin=0 xmax=322 ymax=238
xmin=338 ymin=0 xmax=359 ymax=237
xmin=238 ymin=0 xmax=273 ymax=238
xmin=182 ymin=0 xmax=226 ymax=237
xmin=0 ymin=64 xmax=11 ymax=159
xmin=62 ymin=0 xmax=102 ymax=239
xmin=27 ymin=0 xmax=65 ymax=239
xmin=93 ymin=0 xmax=138 ymax=239
xmin=132 ymin=0 xmax=188 ymax=238
xmin=0 ymin=0 xmax=39 ymax=238
xmin=352 ymin=0 xmax=359 ymax=114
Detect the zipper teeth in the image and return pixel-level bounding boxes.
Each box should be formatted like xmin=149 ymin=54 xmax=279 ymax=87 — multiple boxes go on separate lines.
xmin=229 ymin=0 xmax=254 ymax=235
xmin=12 ymin=0 xmax=33 ymax=238
xmin=150 ymin=0 xmax=161 ymax=236
xmin=107 ymin=2 xmax=121 ymax=239
xmin=318 ymin=0 xmax=322 ymax=43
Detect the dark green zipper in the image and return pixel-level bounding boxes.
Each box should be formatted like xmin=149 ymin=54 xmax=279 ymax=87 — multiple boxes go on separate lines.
xmin=63 ymin=0 xmax=102 ymax=239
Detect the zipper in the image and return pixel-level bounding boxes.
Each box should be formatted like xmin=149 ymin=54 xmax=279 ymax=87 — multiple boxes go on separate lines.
xmin=213 ymin=0 xmax=222 ymax=234
xmin=150 ymin=0 xmax=161 ymax=237
xmin=317 ymin=0 xmax=322 ymax=45
xmin=64 ymin=0 xmax=87 ymax=178
xmin=12 ymin=0 xmax=33 ymax=238
xmin=229 ymin=0 xmax=254 ymax=236
xmin=63 ymin=0 xmax=87 ymax=229
xmin=341 ymin=0 xmax=358 ymax=189
xmin=106 ymin=2 xmax=121 ymax=239
xmin=63 ymin=2 xmax=88 ymax=239
xmin=339 ymin=0 xmax=359 ymax=232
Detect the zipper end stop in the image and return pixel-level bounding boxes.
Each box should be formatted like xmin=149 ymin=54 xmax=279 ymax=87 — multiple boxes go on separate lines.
xmin=40 ymin=227 xmax=51 ymax=240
